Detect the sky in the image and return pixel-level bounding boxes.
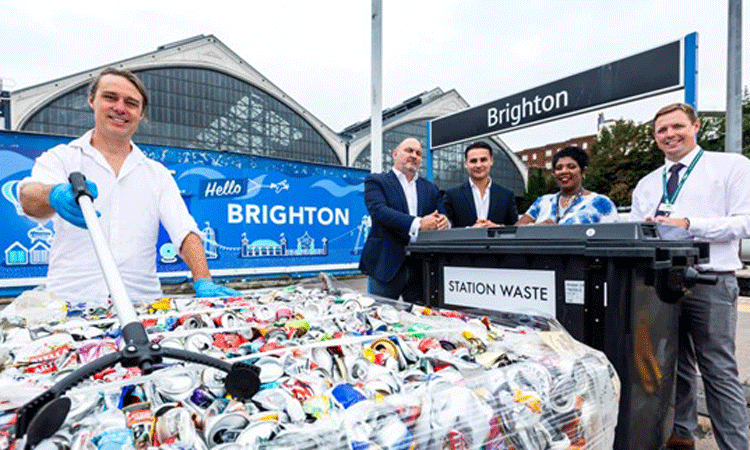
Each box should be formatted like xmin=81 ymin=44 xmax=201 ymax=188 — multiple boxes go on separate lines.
xmin=1 ymin=0 xmax=747 ymax=151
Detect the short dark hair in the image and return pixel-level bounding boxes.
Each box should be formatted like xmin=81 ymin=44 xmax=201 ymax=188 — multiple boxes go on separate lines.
xmin=552 ymin=146 xmax=588 ymax=170
xmin=653 ymin=103 xmax=698 ymax=124
xmin=89 ymin=67 xmax=149 ymax=112
xmin=464 ymin=141 xmax=493 ymax=159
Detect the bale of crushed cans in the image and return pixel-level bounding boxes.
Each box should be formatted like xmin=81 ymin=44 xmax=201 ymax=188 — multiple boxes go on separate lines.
xmin=0 ymin=276 xmax=620 ymax=449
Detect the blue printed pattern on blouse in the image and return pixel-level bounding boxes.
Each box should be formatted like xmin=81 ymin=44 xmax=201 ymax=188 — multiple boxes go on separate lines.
xmin=525 ymin=193 xmax=619 ymax=224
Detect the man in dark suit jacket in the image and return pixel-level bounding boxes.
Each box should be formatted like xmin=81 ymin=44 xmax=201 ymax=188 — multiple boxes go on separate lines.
xmin=444 ymin=141 xmax=518 ymax=227
xmin=358 ymin=137 xmax=449 ymax=303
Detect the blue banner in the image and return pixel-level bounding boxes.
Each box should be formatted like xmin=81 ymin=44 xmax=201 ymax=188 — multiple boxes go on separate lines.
xmin=0 ymin=131 xmax=370 ymax=286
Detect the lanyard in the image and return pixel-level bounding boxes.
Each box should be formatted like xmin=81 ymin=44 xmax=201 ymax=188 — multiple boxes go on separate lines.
xmin=661 ymin=149 xmax=703 ymax=205
xmin=553 ymin=189 xmax=583 ymax=223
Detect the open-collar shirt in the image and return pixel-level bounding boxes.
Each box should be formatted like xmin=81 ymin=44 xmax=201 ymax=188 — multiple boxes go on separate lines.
xmin=19 ymin=130 xmax=200 ymax=305
xmin=630 ymin=146 xmax=750 ymax=271
xmin=469 ymin=177 xmax=492 ymax=221
xmin=392 ymin=168 xmax=422 ymax=241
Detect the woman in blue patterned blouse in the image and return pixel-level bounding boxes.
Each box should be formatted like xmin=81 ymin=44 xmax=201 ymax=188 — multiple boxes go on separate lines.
xmin=516 ymin=146 xmax=619 ymax=225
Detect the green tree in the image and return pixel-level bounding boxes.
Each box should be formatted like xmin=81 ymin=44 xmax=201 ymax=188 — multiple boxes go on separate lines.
xmin=699 ymin=89 xmax=750 ymax=156
xmin=585 ymin=119 xmax=662 ymax=208
xmin=519 ymin=168 xmax=557 ymax=213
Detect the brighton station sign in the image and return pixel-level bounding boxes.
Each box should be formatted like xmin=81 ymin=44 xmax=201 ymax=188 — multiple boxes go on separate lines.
xmin=431 ymin=34 xmax=695 ymax=148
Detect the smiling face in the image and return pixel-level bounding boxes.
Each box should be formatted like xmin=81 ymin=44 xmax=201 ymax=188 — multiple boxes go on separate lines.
xmin=553 ymin=156 xmax=584 ymax=194
xmin=391 ymin=138 xmax=423 ymax=180
xmin=88 ymin=74 xmax=144 ymax=142
xmin=654 ymin=109 xmax=700 ymax=162
xmin=465 ymin=147 xmax=493 ymax=184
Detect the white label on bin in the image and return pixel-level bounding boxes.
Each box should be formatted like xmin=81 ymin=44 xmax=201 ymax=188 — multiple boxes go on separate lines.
xmin=443 ymin=266 xmax=555 ymax=316
xmin=564 ymin=280 xmax=585 ymax=305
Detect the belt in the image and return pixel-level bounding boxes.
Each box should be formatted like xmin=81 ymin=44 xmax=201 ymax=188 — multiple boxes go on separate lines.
xmin=697 ymin=270 xmax=736 ymax=276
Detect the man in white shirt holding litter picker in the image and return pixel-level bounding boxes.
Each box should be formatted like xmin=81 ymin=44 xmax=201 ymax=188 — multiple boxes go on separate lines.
xmin=19 ymin=67 xmax=238 ymax=305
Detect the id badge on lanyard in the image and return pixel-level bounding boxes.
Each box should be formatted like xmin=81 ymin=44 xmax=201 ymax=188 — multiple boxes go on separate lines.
xmin=655 ymin=150 xmax=703 ymax=217
xmin=655 ymin=203 xmax=675 ymax=217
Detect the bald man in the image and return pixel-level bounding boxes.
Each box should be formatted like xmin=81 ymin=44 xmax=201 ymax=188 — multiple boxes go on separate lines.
xmin=358 ymin=137 xmax=449 ymax=303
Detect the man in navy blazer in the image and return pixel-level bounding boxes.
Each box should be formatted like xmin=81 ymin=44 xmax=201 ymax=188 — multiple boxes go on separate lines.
xmin=359 ymin=137 xmax=449 ymax=303
xmin=444 ymin=141 xmax=518 ymax=228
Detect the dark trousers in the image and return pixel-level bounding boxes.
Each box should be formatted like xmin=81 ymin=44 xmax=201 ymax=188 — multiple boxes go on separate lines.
xmin=367 ymin=258 xmax=424 ymax=304
xmin=673 ymin=274 xmax=748 ymax=450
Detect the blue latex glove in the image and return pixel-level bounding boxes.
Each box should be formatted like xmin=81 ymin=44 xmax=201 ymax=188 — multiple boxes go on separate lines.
xmin=193 ymin=278 xmax=241 ymax=298
xmin=49 ymin=181 xmax=99 ymax=229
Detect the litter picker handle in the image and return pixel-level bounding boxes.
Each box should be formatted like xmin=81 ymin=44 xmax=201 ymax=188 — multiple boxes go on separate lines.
xmin=68 ymin=172 xmax=92 ymax=202
xmin=69 ymin=172 xmax=138 ymax=325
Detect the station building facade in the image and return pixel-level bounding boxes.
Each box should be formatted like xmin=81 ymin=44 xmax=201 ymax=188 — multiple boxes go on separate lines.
xmin=8 ymin=34 xmax=526 ymax=195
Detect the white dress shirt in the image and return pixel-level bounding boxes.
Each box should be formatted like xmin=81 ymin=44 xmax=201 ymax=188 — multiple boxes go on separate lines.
xmin=19 ymin=130 xmax=201 ymax=304
xmin=469 ymin=178 xmax=492 ymax=221
xmin=630 ymin=146 xmax=750 ymax=271
xmin=392 ymin=168 xmax=422 ymax=241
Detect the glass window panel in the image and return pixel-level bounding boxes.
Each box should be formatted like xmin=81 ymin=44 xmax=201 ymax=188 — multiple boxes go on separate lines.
xmin=21 ymin=67 xmax=340 ymax=166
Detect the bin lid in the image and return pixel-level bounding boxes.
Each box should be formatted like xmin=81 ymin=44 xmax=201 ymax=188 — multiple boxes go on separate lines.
xmin=407 ymin=222 xmax=709 ymax=264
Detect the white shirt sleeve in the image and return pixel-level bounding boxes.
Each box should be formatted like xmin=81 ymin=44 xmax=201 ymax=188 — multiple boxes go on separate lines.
xmin=17 ymin=144 xmax=77 ymax=223
xmin=18 ymin=144 xmax=73 ymax=192
xmin=409 ymin=217 xmax=421 ymax=242
xmin=157 ymin=165 xmax=201 ymax=251
xmin=688 ymin=155 xmax=750 ymax=241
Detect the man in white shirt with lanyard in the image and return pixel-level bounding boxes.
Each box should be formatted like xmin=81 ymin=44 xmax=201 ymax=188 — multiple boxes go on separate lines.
xmin=19 ymin=67 xmax=239 ymax=305
xmin=630 ymin=103 xmax=750 ymax=450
